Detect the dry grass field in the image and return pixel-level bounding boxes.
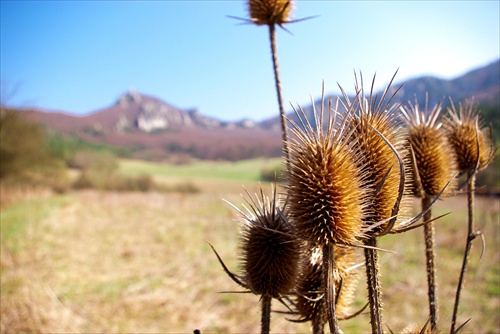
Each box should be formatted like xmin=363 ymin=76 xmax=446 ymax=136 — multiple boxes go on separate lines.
xmin=1 ymin=161 xmax=499 ymax=333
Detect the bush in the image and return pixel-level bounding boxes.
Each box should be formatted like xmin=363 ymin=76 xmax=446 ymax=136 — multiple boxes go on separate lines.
xmin=0 ymin=109 xmax=68 ymax=190
xmin=260 ymin=163 xmax=286 ymax=182
xmin=70 ymin=151 xmax=155 ymax=192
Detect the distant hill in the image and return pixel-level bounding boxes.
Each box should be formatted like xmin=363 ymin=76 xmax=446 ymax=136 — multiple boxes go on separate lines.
xmin=20 ymin=90 xmax=283 ymax=161
xmin=261 ymin=59 xmax=500 ymax=131
xmin=13 ymin=59 xmax=500 ymax=161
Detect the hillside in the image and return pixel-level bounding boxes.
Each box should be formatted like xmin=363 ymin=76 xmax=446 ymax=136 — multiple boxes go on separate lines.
xmin=261 ymin=59 xmax=500 ymax=131
xmin=15 ymin=59 xmax=500 ymax=161
xmin=21 ymin=91 xmax=282 ymax=161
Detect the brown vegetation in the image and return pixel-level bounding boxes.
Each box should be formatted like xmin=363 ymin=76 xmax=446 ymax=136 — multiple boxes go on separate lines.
xmin=1 ymin=182 xmax=498 ymax=333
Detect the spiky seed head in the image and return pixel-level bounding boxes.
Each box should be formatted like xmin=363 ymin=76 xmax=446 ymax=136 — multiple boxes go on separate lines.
xmin=401 ymin=323 xmax=438 ymax=334
xmin=334 ymin=247 xmax=359 ymax=318
xmin=292 ymin=245 xmax=323 ymax=323
xmin=445 ymin=99 xmax=493 ymax=172
xmin=286 ymin=99 xmax=366 ymax=246
xmin=342 ymin=74 xmax=411 ymax=232
xmin=401 ymin=100 xmax=457 ymax=197
xmin=248 ymin=0 xmax=293 ymax=26
xmin=237 ymin=185 xmax=301 ymax=298
xmin=292 ymin=245 xmax=359 ymax=322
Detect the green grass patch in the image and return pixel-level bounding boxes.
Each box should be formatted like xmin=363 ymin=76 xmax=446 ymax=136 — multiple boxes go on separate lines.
xmin=119 ymin=157 xmax=283 ymax=182
xmin=0 ymin=196 xmax=67 ymax=252
xmin=92 ymin=278 xmax=137 ymax=300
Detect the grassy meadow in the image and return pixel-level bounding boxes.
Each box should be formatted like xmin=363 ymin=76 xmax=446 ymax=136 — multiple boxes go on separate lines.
xmin=1 ymin=158 xmax=499 ymax=333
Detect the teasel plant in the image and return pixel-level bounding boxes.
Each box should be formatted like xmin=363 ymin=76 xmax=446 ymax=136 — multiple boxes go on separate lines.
xmin=284 ymin=244 xmax=364 ymax=334
xmin=400 ymin=96 xmax=458 ymax=331
xmin=285 ymin=88 xmax=370 ymax=333
xmin=444 ymin=98 xmax=496 ymax=334
xmin=339 ymin=73 xmax=453 ymax=333
xmin=229 ymin=0 xmax=315 ymax=162
xmin=209 ymin=182 xmax=301 ymax=334
xmin=334 ymin=72 xmax=410 ymax=333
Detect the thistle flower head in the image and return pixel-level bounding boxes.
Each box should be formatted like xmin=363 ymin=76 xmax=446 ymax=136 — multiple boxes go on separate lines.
xmin=341 ymin=73 xmax=411 ymax=234
xmin=291 ymin=245 xmax=323 ymax=323
xmin=248 ymin=0 xmax=293 ymax=26
xmin=291 ymin=245 xmax=359 ymax=323
xmin=218 ymin=183 xmax=301 ymax=299
xmin=401 ymin=322 xmax=438 ymax=334
xmin=400 ymin=98 xmax=457 ymax=197
xmin=286 ymin=93 xmax=367 ymax=246
xmin=445 ymin=99 xmax=494 ymax=172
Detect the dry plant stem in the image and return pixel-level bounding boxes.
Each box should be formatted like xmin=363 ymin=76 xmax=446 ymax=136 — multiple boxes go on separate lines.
xmin=450 ymin=171 xmax=476 ymax=334
xmin=312 ymin=314 xmax=325 ymax=334
xmin=323 ymin=244 xmax=340 ymax=334
xmin=312 ymin=294 xmax=325 ymax=334
xmin=422 ymin=194 xmax=439 ymax=331
xmin=364 ymin=237 xmax=383 ymax=334
xmin=261 ymin=295 xmax=272 ymax=334
xmin=268 ymin=23 xmax=289 ymax=161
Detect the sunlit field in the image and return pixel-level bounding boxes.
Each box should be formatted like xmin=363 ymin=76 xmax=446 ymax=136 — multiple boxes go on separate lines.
xmin=1 ymin=159 xmax=499 ymax=333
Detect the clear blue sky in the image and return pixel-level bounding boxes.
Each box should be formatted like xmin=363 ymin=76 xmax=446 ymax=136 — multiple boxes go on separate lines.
xmin=1 ymin=0 xmax=499 ymax=121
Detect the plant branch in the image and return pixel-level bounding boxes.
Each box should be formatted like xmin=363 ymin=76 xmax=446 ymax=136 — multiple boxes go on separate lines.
xmin=268 ymin=23 xmax=289 ymax=163
xmin=450 ymin=171 xmax=477 ymax=333
xmin=422 ymin=194 xmax=439 ymax=331
xmin=323 ymin=243 xmax=340 ymax=333
xmin=364 ymin=237 xmax=383 ymax=333
xmin=261 ymin=294 xmax=272 ymax=334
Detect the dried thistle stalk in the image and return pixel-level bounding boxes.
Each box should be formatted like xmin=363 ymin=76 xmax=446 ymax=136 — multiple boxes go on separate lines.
xmin=290 ymin=244 xmax=359 ymax=333
xmin=210 ymin=183 xmax=301 ymax=334
xmin=401 ymin=97 xmax=458 ymax=331
xmin=342 ymin=72 xmax=410 ymax=333
xmin=286 ymin=92 xmax=367 ymax=333
xmin=445 ymin=98 xmax=494 ymax=334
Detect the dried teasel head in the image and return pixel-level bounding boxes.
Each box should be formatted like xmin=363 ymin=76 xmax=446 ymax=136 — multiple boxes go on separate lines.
xmin=248 ymin=0 xmax=293 ymax=26
xmin=445 ymin=98 xmax=494 ymax=173
xmin=290 ymin=244 xmax=360 ymax=324
xmin=211 ymin=183 xmax=301 ymax=299
xmin=290 ymin=245 xmax=323 ymax=323
xmin=341 ymin=73 xmax=411 ymax=235
xmin=286 ymin=91 xmax=367 ymax=246
xmin=400 ymin=98 xmax=457 ymax=197
xmin=400 ymin=321 xmax=439 ymax=334
xmin=334 ymin=247 xmax=360 ymax=319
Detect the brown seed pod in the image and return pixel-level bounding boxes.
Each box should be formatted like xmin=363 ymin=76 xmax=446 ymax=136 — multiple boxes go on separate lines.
xmin=291 ymin=245 xmax=324 ymax=324
xmin=400 ymin=322 xmax=438 ymax=334
xmin=221 ymin=184 xmax=301 ymax=299
xmin=286 ymin=96 xmax=366 ymax=246
xmin=445 ymin=99 xmax=494 ymax=173
xmin=248 ymin=0 xmax=293 ymax=26
xmin=291 ymin=245 xmax=359 ymax=324
xmin=401 ymin=100 xmax=457 ymax=197
xmin=341 ymin=73 xmax=411 ymax=233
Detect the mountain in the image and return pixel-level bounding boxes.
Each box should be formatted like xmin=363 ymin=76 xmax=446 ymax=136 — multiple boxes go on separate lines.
xmin=21 ymin=90 xmax=282 ymax=161
xmin=261 ymin=59 xmax=500 ymax=131
xmin=14 ymin=59 xmax=500 ymax=161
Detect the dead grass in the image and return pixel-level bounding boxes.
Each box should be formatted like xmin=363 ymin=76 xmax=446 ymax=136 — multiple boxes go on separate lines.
xmin=0 ymin=183 xmax=52 ymax=208
xmin=1 ymin=182 xmax=499 ymax=333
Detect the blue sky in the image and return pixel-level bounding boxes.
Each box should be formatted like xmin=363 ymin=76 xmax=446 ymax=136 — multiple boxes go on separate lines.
xmin=1 ymin=0 xmax=499 ymax=121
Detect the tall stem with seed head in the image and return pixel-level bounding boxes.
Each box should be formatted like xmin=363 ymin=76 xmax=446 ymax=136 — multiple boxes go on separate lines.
xmin=422 ymin=194 xmax=438 ymax=330
xmin=445 ymin=99 xmax=495 ymax=333
xmin=268 ymin=23 xmax=289 ymax=162
xmin=450 ymin=171 xmax=476 ymax=333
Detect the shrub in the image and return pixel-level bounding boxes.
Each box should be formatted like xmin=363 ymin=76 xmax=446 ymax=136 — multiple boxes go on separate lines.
xmin=0 ymin=108 xmax=68 ymax=190
xmin=260 ymin=163 xmax=286 ymax=182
